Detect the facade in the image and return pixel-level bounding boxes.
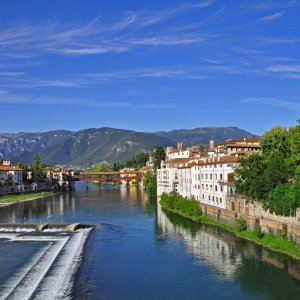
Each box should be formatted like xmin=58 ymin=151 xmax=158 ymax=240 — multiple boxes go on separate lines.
xmin=157 ymin=137 xmax=260 ymax=210
xmin=0 ymin=160 xmax=23 ymax=185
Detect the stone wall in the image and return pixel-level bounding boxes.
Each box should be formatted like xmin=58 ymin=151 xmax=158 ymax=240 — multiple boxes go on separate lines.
xmin=200 ymin=195 xmax=300 ymax=247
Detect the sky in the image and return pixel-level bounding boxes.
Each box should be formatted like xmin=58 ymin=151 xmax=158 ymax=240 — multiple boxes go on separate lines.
xmin=0 ymin=0 xmax=300 ymax=135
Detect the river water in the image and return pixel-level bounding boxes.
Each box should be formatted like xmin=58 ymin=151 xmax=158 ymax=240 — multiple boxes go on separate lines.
xmin=1 ymin=183 xmax=300 ymax=299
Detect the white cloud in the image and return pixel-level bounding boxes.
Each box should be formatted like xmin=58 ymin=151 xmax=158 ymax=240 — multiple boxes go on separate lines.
xmin=258 ymin=12 xmax=284 ymax=22
xmin=240 ymin=97 xmax=300 ymax=112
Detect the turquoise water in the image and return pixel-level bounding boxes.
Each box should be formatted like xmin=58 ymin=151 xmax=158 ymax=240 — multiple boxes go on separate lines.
xmin=0 ymin=183 xmax=300 ymax=299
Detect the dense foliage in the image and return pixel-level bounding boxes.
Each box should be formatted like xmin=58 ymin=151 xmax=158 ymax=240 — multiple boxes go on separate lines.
xmin=235 ymin=119 xmax=300 ymax=216
xmin=152 ymin=146 xmax=166 ymax=169
xmin=31 ymin=155 xmax=46 ymax=182
xmin=160 ymin=192 xmax=202 ymax=218
xmin=143 ymin=171 xmax=157 ymax=199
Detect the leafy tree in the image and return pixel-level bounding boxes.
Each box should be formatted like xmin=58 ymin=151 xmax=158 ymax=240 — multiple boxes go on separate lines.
xmin=260 ymin=126 xmax=291 ymax=159
xmin=235 ymin=153 xmax=267 ymax=200
xmin=263 ymin=152 xmax=290 ymax=192
xmin=144 ymin=170 xmax=157 ymax=199
xmin=0 ymin=158 xmax=3 ymax=164
xmin=18 ymin=161 xmax=28 ymax=182
xmin=134 ymin=152 xmax=149 ymax=167
xmin=266 ymin=183 xmax=298 ymax=217
xmin=90 ymin=164 xmax=112 ymax=172
xmin=152 ymin=146 xmax=166 ymax=169
xmin=32 ymin=155 xmax=46 ymax=182
xmin=289 ymin=121 xmax=300 ymax=166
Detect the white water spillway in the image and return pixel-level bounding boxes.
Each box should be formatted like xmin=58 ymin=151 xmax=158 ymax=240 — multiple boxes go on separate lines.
xmin=0 ymin=226 xmax=93 ymax=300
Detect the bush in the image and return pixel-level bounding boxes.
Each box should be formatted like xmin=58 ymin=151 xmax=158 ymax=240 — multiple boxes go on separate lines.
xmin=236 ymin=217 xmax=247 ymax=232
xmin=160 ymin=192 xmax=202 ymax=218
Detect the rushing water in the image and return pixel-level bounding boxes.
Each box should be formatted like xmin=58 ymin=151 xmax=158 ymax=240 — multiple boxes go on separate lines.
xmin=1 ymin=182 xmax=300 ymax=299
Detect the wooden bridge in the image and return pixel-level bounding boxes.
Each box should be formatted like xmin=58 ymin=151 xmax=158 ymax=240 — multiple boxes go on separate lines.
xmin=79 ymin=171 xmax=144 ymax=188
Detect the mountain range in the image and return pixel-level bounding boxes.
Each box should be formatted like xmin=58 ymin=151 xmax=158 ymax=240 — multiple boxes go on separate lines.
xmin=0 ymin=126 xmax=256 ymax=167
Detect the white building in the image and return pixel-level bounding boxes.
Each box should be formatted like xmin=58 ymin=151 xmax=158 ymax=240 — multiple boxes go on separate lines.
xmin=0 ymin=160 xmax=23 ymax=185
xmin=157 ymin=138 xmax=258 ymax=210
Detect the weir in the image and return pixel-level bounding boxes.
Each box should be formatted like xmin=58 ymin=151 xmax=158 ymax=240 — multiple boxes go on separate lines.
xmin=0 ymin=224 xmax=95 ymax=299
xmin=0 ymin=223 xmax=95 ymax=232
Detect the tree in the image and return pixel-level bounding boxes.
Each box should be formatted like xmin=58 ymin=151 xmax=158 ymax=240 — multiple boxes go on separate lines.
xmin=262 ymin=152 xmax=290 ymax=192
xmin=260 ymin=126 xmax=291 ymax=159
xmin=143 ymin=171 xmax=157 ymax=199
xmin=90 ymin=164 xmax=112 ymax=172
xmin=32 ymin=155 xmax=46 ymax=182
xmin=234 ymin=153 xmax=267 ymax=200
xmin=289 ymin=121 xmax=300 ymax=166
xmin=18 ymin=161 xmax=28 ymax=182
xmin=152 ymin=146 xmax=166 ymax=169
xmin=134 ymin=152 xmax=149 ymax=168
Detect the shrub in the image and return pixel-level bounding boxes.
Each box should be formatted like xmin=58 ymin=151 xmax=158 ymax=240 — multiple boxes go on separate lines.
xmin=236 ymin=217 xmax=247 ymax=232
xmin=160 ymin=192 xmax=202 ymax=218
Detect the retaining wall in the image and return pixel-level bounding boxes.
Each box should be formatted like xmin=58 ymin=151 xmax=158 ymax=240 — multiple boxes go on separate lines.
xmin=200 ymin=196 xmax=300 ymax=247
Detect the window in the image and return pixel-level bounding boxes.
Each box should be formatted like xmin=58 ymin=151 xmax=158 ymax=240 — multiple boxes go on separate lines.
xmin=210 ymin=174 xmax=212 ymax=180
xmin=220 ymin=186 xmax=223 ymax=192
xmin=220 ymin=173 xmax=223 ymax=180
xmin=215 ymin=174 xmax=217 ymax=180
xmin=215 ymin=185 xmax=217 ymax=192
xmin=220 ymin=197 xmax=222 ymax=203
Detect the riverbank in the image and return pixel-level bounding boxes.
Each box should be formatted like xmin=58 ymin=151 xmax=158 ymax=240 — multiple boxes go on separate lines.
xmin=0 ymin=191 xmax=58 ymax=207
xmin=160 ymin=197 xmax=300 ymax=261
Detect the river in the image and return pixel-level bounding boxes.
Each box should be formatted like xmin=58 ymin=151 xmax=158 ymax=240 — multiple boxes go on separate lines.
xmin=0 ymin=183 xmax=300 ymax=299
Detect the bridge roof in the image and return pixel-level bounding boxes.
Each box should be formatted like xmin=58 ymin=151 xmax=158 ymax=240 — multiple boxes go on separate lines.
xmin=80 ymin=171 xmax=142 ymax=175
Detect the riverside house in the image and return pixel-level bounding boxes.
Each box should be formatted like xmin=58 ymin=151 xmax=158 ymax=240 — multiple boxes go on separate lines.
xmin=0 ymin=160 xmax=23 ymax=185
xmin=157 ymin=137 xmax=260 ymax=210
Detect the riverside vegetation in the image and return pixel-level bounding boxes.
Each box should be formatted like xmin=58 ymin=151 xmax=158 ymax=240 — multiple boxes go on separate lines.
xmin=235 ymin=119 xmax=300 ymax=217
xmin=0 ymin=191 xmax=56 ymax=205
xmin=160 ymin=192 xmax=300 ymax=260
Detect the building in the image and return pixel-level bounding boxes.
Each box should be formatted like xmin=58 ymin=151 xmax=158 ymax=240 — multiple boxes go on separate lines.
xmin=157 ymin=137 xmax=260 ymax=210
xmin=0 ymin=160 xmax=23 ymax=185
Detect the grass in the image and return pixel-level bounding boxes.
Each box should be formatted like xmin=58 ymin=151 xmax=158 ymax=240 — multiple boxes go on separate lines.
xmin=0 ymin=191 xmax=56 ymax=204
xmin=160 ymin=198 xmax=300 ymax=261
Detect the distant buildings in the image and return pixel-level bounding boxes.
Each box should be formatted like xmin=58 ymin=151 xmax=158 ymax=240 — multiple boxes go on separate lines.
xmin=157 ymin=137 xmax=260 ymax=210
xmin=0 ymin=160 xmax=23 ymax=185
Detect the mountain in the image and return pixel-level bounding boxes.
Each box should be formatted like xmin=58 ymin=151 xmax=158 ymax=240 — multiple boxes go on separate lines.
xmin=0 ymin=128 xmax=174 ymax=167
xmin=0 ymin=126 xmax=256 ymax=167
xmin=155 ymin=126 xmax=256 ymax=147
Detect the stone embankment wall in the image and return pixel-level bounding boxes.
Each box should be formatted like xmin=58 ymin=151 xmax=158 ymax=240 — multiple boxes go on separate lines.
xmin=200 ymin=195 xmax=300 ymax=247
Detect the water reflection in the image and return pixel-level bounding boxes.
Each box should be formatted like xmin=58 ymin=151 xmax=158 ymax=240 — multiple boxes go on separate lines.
xmin=157 ymin=204 xmax=300 ymax=299
xmin=1 ymin=185 xmax=300 ymax=300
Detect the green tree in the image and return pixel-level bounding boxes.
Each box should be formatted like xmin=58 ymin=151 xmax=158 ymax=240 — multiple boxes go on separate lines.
xmin=235 ymin=153 xmax=267 ymax=200
xmin=263 ymin=152 xmax=290 ymax=192
xmin=152 ymin=146 xmax=166 ymax=169
xmin=18 ymin=161 xmax=28 ymax=182
xmin=143 ymin=171 xmax=157 ymax=199
xmin=266 ymin=184 xmax=298 ymax=217
xmin=134 ymin=152 xmax=149 ymax=168
xmin=261 ymin=126 xmax=291 ymax=159
xmin=90 ymin=164 xmax=112 ymax=172
xmin=289 ymin=121 xmax=300 ymax=166
xmin=32 ymin=155 xmax=46 ymax=182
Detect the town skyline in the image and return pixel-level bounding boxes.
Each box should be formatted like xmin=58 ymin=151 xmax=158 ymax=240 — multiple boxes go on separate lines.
xmin=1 ymin=0 xmax=300 ymax=134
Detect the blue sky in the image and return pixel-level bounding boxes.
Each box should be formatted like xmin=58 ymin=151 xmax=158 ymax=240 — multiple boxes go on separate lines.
xmin=0 ymin=0 xmax=300 ymax=135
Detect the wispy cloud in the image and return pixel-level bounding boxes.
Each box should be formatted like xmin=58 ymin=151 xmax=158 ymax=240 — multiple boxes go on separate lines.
xmin=258 ymin=11 xmax=284 ymax=22
xmin=0 ymin=90 xmax=174 ymax=109
xmin=265 ymin=64 xmax=300 ymax=78
xmin=240 ymin=97 xmax=300 ymax=112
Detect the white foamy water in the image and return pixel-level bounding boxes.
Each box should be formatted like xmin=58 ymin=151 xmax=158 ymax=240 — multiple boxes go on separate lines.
xmin=0 ymin=229 xmax=92 ymax=300
xmin=33 ymin=229 xmax=92 ymax=299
